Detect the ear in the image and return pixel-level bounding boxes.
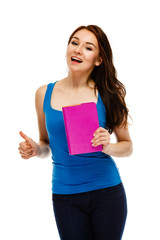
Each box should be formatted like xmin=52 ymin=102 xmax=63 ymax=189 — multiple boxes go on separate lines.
xmin=95 ymin=57 xmax=102 ymax=66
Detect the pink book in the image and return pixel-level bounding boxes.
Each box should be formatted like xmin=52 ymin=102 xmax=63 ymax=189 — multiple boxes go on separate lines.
xmin=62 ymin=102 xmax=103 ymax=155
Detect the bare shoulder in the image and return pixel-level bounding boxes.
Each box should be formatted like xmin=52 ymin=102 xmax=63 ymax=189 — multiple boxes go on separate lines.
xmin=35 ymin=84 xmax=48 ymax=112
xmin=36 ymin=84 xmax=48 ymax=98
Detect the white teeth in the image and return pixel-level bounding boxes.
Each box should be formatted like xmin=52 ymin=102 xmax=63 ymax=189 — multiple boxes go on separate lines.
xmin=73 ymin=57 xmax=80 ymax=61
xmin=71 ymin=57 xmax=82 ymax=62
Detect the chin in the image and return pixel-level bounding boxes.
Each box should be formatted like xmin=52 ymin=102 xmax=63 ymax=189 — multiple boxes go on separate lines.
xmin=68 ymin=65 xmax=83 ymax=73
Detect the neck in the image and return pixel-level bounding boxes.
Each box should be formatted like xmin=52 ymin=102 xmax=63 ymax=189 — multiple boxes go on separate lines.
xmin=65 ymin=71 xmax=94 ymax=90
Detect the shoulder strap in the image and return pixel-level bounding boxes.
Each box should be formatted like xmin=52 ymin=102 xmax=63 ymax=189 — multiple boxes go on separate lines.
xmin=43 ymin=82 xmax=56 ymax=113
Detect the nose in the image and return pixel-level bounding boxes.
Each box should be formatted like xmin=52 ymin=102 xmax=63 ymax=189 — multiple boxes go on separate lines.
xmin=74 ymin=44 xmax=83 ymax=55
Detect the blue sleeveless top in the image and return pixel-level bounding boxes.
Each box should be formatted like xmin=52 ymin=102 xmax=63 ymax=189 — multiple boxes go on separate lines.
xmin=43 ymin=81 xmax=121 ymax=194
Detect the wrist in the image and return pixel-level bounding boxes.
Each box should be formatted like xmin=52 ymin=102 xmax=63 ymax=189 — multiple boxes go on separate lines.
xmin=36 ymin=144 xmax=42 ymax=157
xmin=36 ymin=141 xmax=50 ymax=158
xmin=103 ymin=143 xmax=111 ymax=155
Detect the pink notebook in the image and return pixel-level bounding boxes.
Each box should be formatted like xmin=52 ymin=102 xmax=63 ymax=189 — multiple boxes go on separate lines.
xmin=62 ymin=102 xmax=103 ymax=155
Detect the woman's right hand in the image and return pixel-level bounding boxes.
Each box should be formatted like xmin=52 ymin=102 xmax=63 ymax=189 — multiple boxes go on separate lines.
xmin=18 ymin=131 xmax=40 ymax=159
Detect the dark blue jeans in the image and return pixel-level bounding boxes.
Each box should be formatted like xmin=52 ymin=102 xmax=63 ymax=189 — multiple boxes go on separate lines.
xmin=52 ymin=183 xmax=127 ymax=240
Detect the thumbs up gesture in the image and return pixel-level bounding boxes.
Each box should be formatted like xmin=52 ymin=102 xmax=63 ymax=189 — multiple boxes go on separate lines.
xmin=18 ymin=131 xmax=40 ymax=159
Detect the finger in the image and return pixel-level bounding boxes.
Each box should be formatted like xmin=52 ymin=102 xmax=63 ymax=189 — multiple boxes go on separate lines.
xmin=91 ymin=132 xmax=108 ymax=142
xmin=21 ymin=154 xmax=31 ymax=160
xmin=19 ymin=145 xmax=29 ymax=152
xmin=91 ymin=132 xmax=110 ymax=143
xmin=93 ymin=127 xmax=108 ymax=136
xmin=92 ymin=134 xmax=110 ymax=144
xmin=20 ymin=151 xmax=33 ymax=158
xmin=25 ymin=148 xmax=33 ymax=154
xmin=19 ymin=142 xmax=31 ymax=151
xmin=26 ymin=142 xmax=32 ymax=147
xmin=19 ymin=142 xmax=28 ymax=151
xmin=19 ymin=131 xmax=31 ymax=143
xmin=93 ymin=140 xmax=109 ymax=147
xmin=93 ymin=127 xmax=103 ymax=136
xmin=19 ymin=147 xmax=33 ymax=155
xmin=92 ymin=137 xmax=107 ymax=146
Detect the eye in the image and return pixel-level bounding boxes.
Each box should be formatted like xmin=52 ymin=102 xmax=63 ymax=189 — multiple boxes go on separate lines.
xmin=71 ymin=41 xmax=78 ymax=46
xmin=86 ymin=47 xmax=92 ymax=51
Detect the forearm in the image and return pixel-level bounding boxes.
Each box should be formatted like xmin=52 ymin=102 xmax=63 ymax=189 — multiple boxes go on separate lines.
xmin=104 ymin=141 xmax=133 ymax=157
xmin=37 ymin=140 xmax=51 ymax=158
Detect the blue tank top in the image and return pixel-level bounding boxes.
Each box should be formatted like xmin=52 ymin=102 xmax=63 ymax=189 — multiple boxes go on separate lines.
xmin=43 ymin=81 xmax=121 ymax=194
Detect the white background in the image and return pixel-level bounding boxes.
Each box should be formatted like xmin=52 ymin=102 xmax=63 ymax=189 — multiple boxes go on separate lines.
xmin=0 ymin=0 xmax=159 ymax=239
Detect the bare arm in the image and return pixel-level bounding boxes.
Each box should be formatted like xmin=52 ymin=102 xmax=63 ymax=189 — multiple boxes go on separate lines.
xmin=19 ymin=85 xmax=51 ymax=159
xmin=105 ymin=125 xmax=133 ymax=157
xmin=92 ymin=124 xmax=133 ymax=157
xmin=35 ymin=85 xmax=51 ymax=158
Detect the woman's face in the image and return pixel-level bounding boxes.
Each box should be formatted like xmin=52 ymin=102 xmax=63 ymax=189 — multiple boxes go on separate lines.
xmin=66 ymin=29 xmax=102 ymax=74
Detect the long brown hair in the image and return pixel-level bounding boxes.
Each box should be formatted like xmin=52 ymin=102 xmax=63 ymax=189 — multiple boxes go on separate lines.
xmin=68 ymin=25 xmax=129 ymax=134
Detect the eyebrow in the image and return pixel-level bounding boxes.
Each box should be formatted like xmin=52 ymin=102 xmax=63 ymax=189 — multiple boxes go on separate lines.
xmin=72 ymin=36 xmax=96 ymax=48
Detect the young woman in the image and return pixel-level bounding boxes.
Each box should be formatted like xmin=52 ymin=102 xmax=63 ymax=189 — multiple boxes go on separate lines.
xmin=18 ymin=25 xmax=132 ymax=240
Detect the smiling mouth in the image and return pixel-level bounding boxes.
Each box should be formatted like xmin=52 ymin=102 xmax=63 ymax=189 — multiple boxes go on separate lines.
xmin=71 ymin=57 xmax=83 ymax=63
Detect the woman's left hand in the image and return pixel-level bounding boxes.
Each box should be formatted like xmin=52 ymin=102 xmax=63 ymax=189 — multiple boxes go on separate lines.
xmin=91 ymin=127 xmax=110 ymax=154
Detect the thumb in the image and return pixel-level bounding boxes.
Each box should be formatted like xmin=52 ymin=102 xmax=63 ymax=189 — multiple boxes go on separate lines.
xmin=19 ymin=131 xmax=31 ymax=143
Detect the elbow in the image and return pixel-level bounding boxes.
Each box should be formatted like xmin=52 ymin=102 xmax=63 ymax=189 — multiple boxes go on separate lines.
xmin=127 ymin=141 xmax=133 ymax=157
